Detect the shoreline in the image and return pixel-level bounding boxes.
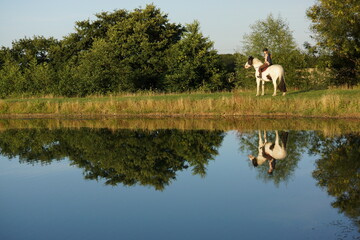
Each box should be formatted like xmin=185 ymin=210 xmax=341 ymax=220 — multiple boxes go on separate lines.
xmin=0 ymin=115 xmax=359 ymax=136
xmin=0 ymin=89 xmax=359 ymax=119
xmin=0 ymin=113 xmax=360 ymax=119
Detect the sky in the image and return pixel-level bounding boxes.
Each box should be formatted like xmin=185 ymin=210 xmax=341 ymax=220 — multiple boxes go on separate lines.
xmin=0 ymin=0 xmax=316 ymax=54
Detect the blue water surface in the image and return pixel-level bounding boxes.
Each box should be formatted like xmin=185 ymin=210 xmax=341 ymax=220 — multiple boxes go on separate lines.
xmin=0 ymin=130 xmax=358 ymax=240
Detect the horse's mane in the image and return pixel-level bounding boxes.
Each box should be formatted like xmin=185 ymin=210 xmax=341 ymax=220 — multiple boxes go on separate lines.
xmin=252 ymin=58 xmax=263 ymax=65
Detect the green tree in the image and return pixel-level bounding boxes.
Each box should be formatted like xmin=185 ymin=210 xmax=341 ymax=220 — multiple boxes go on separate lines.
xmin=66 ymin=39 xmax=117 ymax=95
xmin=234 ymin=53 xmax=256 ymax=88
xmin=56 ymin=59 xmax=82 ymax=97
xmin=164 ymin=21 xmax=224 ymax=92
xmin=23 ymin=59 xmax=56 ymax=95
xmin=219 ymin=54 xmax=237 ymax=74
xmin=0 ymin=47 xmax=10 ymax=68
xmin=217 ymin=53 xmax=238 ymax=89
xmin=73 ymin=5 xmax=184 ymax=94
xmin=307 ymin=0 xmax=360 ymax=86
xmin=0 ymin=57 xmax=26 ymax=97
xmin=10 ymin=36 xmax=59 ymax=69
xmin=52 ymin=9 xmax=129 ymax=68
xmin=1 ymin=5 xmax=228 ymax=96
xmin=0 ymin=37 xmax=60 ymax=96
xmin=239 ymin=14 xmax=307 ymax=88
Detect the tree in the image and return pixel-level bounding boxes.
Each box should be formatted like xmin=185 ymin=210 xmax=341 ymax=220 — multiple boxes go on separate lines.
xmin=72 ymin=4 xmax=184 ymax=94
xmin=0 ymin=47 xmax=10 ymax=68
xmin=0 ymin=37 xmax=60 ymax=96
xmin=23 ymin=59 xmax=55 ymax=95
xmin=53 ymin=9 xmax=129 ymax=67
xmin=164 ymin=21 xmax=224 ymax=92
xmin=1 ymin=5 xmax=227 ymax=96
xmin=9 ymin=36 xmax=59 ymax=68
xmin=106 ymin=5 xmax=184 ymax=91
xmin=0 ymin=57 xmax=26 ymax=97
xmin=307 ymin=0 xmax=360 ymax=86
xmin=239 ymin=14 xmax=307 ymax=88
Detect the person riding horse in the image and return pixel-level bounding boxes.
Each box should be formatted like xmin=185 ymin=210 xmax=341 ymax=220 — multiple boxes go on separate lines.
xmin=257 ymin=48 xmax=272 ymax=79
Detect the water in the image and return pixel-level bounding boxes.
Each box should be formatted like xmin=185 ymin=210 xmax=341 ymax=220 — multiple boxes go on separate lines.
xmin=0 ymin=121 xmax=359 ymax=240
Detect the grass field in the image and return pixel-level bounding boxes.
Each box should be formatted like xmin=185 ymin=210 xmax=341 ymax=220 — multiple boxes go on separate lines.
xmin=0 ymin=88 xmax=359 ymax=118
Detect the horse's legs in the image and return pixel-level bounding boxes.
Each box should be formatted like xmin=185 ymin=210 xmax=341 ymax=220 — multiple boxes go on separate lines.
xmin=258 ymin=130 xmax=264 ymax=147
xmin=263 ymin=131 xmax=267 ymax=143
xmin=272 ymin=79 xmax=277 ymax=96
xmin=261 ymin=81 xmax=265 ymax=96
xmin=275 ymin=130 xmax=279 ymax=146
xmin=256 ymin=78 xmax=260 ymax=96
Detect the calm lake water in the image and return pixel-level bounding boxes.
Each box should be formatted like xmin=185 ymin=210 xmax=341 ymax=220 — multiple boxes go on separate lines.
xmin=0 ymin=119 xmax=359 ymax=240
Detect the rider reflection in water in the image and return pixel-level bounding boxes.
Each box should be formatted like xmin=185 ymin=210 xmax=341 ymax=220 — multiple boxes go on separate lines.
xmin=248 ymin=130 xmax=288 ymax=175
xmin=258 ymin=48 xmax=273 ymax=79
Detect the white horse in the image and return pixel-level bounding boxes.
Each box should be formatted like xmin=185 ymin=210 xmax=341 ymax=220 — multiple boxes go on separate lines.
xmin=248 ymin=130 xmax=288 ymax=174
xmin=244 ymin=56 xmax=287 ymax=96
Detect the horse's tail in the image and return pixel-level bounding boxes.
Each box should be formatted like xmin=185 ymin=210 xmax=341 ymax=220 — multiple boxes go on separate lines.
xmin=278 ymin=75 xmax=287 ymax=93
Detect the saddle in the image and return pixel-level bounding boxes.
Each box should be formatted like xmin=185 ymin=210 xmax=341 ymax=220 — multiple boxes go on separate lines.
xmin=260 ymin=65 xmax=272 ymax=80
xmin=260 ymin=66 xmax=269 ymax=72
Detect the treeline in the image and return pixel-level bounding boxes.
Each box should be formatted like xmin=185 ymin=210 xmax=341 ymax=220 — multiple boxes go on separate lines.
xmin=0 ymin=3 xmax=358 ymax=98
xmin=0 ymin=5 xmax=230 ymax=97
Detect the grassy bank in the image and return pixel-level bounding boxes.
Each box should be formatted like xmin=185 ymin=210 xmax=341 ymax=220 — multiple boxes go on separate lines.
xmin=0 ymin=88 xmax=359 ymax=118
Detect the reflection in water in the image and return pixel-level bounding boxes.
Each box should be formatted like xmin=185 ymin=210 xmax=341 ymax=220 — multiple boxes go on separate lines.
xmin=310 ymin=133 xmax=360 ymax=231
xmin=0 ymin=124 xmax=359 ymax=234
xmin=247 ymin=130 xmax=288 ymax=175
xmin=237 ymin=130 xmax=313 ymax=186
xmin=239 ymin=130 xmax=360 ymax=233
xmin=0 ymin=128 xmax=225 ymax=190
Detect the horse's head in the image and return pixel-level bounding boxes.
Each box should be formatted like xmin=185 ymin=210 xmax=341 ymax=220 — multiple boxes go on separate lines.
xmin=248 ymin=154 xmax=258 ymax=167
xmin=244 ymin=56 xmax=253 ymax=69
xmin=248 ymin=154 xmax=276 ymax=175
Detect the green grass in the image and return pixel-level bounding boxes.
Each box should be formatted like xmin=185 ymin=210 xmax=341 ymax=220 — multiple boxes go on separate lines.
xmin=0 ymin=88 xmax=359 ymax=118
xmin=3 ymin=91 xmax=234 ymax=103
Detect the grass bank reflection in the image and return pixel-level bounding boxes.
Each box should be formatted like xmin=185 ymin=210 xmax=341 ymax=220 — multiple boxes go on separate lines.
xmin=0 ymin=117 xmax=359 ymax=136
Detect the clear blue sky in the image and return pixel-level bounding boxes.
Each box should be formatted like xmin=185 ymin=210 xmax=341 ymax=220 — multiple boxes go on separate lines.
xmin=0 ymin=0 xmax=316 ymax=53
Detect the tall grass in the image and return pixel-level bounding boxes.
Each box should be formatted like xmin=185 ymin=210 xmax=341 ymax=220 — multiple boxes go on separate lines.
xmin=0 ymin=89 xmax=359 ymax=118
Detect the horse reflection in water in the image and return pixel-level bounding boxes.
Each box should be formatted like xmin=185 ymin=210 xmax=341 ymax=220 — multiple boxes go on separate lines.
xmin=248 ymin=130 xmax=288 ymax=174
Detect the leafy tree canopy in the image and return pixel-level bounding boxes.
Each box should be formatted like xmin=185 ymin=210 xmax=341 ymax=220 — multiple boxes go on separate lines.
xmin=307 ymin=0 xmax=360 ymax=85
xmin=164 ymin=21 xmax=224 ymax=92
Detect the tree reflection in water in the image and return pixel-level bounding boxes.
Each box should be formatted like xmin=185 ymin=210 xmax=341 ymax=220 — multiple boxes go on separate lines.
xmin=237 ymin=130 xmax=313 ymax=186
xmin=0 ymin=128 xmax=225 ymax=190
xmin=238 ymin=130 xmax=360 ymax=232
xmin=0 ymin=126 xmax=359 ymax=232
xmin=309 ymin=133 xmax=360 ymax=231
